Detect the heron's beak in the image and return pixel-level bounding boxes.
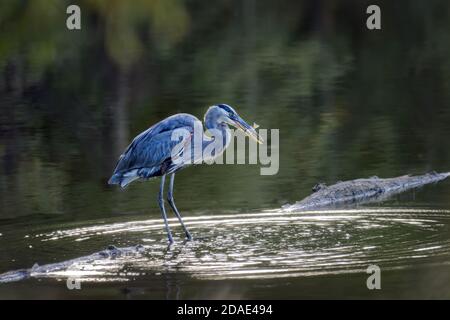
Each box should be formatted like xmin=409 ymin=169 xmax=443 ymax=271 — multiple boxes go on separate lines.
xmin=230 ymin=115 xmax=264 ymax=144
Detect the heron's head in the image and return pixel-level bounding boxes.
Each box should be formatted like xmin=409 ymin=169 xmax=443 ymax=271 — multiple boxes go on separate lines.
xmin=207 ymin=104 xmax=263 ymax=144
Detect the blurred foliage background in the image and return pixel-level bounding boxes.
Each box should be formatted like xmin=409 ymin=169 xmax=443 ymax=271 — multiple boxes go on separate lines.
xmin=1 ymin=0 xmax=450 ymax=220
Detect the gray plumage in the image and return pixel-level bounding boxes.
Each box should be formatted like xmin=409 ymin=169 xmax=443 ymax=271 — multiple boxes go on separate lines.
xmin=108 ymin=113 xmax=200 ymax=188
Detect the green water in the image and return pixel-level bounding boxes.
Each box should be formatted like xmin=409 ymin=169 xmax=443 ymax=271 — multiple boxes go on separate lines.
xmin=1 ymin=0 xmax=450 ymax=299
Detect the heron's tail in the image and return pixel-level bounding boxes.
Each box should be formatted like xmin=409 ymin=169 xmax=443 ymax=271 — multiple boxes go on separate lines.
xmin=108 ymin=170 xmax=139 ymax=189
xmin=108 ymin=174 xmax=122 ymax=185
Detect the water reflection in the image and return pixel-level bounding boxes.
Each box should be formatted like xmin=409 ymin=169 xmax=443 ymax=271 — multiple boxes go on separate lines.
xmin=5 ymin=208 xmax=449 ymax=282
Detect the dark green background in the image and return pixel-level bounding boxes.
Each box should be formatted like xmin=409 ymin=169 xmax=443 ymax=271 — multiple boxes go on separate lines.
xmin=1 ymin=0 xmax=450 ymax=299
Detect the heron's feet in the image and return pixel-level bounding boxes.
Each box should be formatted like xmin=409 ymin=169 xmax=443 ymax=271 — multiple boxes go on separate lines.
xmin=165 ymin=232 xmax=191 ymax=244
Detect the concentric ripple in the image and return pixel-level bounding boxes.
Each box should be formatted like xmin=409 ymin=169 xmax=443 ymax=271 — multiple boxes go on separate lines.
xmin=3 ymin=208 xmax=450 ymax=282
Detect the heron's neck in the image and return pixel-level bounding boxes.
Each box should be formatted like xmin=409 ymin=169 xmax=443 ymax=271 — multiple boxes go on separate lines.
xmin=203 ymin=118 xmax=232 ymax=156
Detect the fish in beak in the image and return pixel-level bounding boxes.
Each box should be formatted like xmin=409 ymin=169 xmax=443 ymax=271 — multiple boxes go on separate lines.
xmin=230 ymin=115 xmax=264 ymax=144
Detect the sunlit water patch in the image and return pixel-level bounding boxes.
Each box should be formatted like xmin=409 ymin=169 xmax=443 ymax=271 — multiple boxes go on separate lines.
xmin=2 ymin=208 xmax=450 ymax=283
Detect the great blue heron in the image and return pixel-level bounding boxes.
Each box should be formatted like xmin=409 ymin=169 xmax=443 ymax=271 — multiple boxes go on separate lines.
xmin=108 ymin=104 xmax=263 ymax=244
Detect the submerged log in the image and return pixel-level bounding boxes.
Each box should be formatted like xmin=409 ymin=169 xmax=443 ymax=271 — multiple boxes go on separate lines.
xmin=282 ymin=172 xmax=450 ymax=212
xmin=0 ymin=245 xmax=145 ymax=284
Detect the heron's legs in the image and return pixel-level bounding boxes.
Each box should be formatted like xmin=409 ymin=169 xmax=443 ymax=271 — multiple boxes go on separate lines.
xmin=158 ymin=175 xmax=173 ymax=244
xmin=167 ymin=173 xmax=193 ymax=240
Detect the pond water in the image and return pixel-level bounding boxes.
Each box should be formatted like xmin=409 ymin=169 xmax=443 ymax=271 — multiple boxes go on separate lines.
xmin=1 ymin=1 xmax=450 ymax=299
xmin=2 ymin=205 xmax=450 ymax=298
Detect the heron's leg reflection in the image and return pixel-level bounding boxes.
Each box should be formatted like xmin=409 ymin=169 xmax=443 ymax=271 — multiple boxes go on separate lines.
xmin=158 ymin=175 xmax=174 ymax=244
xmin=167 ymin=173 xmax=193 ymax=240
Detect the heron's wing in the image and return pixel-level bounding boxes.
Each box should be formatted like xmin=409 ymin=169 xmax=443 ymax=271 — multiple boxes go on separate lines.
xmin=122 ymin=113 xmax=199 ymax=157
xmin=113 ymin=126 xmax=193 ymax=175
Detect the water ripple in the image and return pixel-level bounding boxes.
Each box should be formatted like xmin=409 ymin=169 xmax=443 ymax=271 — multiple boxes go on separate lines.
xmin=4 ymin=208 xmax=450 ymax=282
